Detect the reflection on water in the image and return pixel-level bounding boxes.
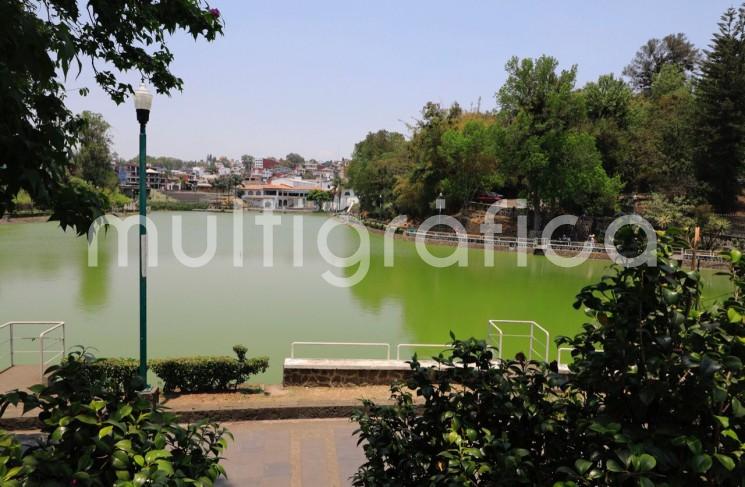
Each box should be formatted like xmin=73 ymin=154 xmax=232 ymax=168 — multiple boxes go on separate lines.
xmin=0 ymin=213 xmax=732 ymax=383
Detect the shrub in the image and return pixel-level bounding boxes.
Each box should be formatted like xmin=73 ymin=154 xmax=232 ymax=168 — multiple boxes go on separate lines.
xmin=151 ymin=355 xmax=269 ymax=393
xmin=353 ymin=337 xmax=567 ymax=486
xmin=80 ymin=347 xmax=268 ymax=394
xmin=74 ymin=357 xmax=140 ymax=394
xmin=0 ymin=348 xmax=230 ymax=485
xmin=149 ymin=200 xmax=209 ymax=211
xmin=353 ymin=232 xmax=745 ymax=485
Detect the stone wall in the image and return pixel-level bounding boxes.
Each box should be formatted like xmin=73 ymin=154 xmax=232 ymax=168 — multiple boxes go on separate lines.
xmin=283 ymin=366 xmax=411 ymax=387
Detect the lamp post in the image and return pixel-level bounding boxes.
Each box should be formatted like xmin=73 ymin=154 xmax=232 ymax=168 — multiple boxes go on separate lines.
xmin=134 ymin=82 xmax=153 ymax=383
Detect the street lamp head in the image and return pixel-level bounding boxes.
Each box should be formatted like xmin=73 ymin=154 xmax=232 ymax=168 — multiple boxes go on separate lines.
xmin=134 ymin=82 xmax=153 ymax=125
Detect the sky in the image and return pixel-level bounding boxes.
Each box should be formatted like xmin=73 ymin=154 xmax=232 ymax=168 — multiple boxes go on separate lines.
xmin=64 ymin=0 xmax=738 ymax=163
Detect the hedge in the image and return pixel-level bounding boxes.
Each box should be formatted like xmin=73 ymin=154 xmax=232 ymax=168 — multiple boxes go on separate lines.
xmin=151 ymin=356 xmax=269 ymax=393
xmin=77 ymin=346 xmax=268 ymax=394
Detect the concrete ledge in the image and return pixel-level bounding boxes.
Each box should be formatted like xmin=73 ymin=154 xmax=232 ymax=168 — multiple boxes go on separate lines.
xmin=283 ymin=358 xmax=442 ymax=387
xmin=0 ymin=405 xmax=368 ymax=431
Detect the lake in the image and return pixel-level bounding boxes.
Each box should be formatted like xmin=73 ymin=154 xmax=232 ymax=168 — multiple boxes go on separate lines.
xmin=0 ymin=212 xmax=731 ymax=383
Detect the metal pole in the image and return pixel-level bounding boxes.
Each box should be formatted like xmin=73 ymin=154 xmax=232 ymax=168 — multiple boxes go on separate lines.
xmin=9 ymin=323 xmax=13 ymax=368
xmin=138 ymin=122 xmax=148 ymax=383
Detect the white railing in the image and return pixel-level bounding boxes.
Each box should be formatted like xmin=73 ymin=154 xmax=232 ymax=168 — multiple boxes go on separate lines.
xmin=395 ymin=343 xmax=451 ymax=360
xmin=0 ymin=321 xmax=66 ymax=380
xmin=487 ymin=320 xmax=550 ymax=362
xmin=557 ymin=346 xmax=604 ymax=374
xmin=290 ymin=342 xmax=391 ymax=360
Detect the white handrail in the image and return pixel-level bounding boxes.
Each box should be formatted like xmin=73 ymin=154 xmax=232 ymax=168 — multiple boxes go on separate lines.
xmin=395 ymin=343 xmax=451 ymax=360
xmin=290 ymin=341 xmax=390 ymax=360
xmin=557 ymin=347 xmax=604 ymax=374
xmin=488 ymin=320 xmax=550 ymax=362
xmin=0 ymin=321 xmax=65 ymax=380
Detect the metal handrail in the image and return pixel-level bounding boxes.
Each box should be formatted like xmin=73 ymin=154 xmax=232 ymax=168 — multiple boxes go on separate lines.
xmin=0 ymin=322 xmax=65 ymax=380
xmin=557 ymin=347 xmax=604 ymax=373
xmin=395 ymin=343 xmax=451 ymax=360
xmin=290 ymin=341 xmax=391 ymax=360
xmin=488 ymin=320 xmax=550 ymax=362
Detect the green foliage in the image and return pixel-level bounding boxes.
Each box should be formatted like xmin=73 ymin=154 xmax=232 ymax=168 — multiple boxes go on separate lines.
xmin=150 ymin=355 xmax=269 ymax=393
xmin=347 ymin=130 xmax=409 ymax=214
xmin=695 ymin=6 xmax=745 ymax=212
xmin=306 ymin=189 xmax=333 ymax=211
xmin=623 ymin=33 xmax=701 ymax=93
xmin=74 ymin=347 xmax=268 ymax=395
xmin=584 ymin=74 xmax=632 ymax=124
xmin=0 ymin=0 xmax=223 ymax=235
xmin=73 ymin=112 xmax=118 ymax=189
xmin=353 ymin=337 xmax=568 ymax=486
xmin=285 ymin=153 xmax=305 ymax=168
xmin=82 ymin=358 xmax=140 ymax=395
xmin=497 ymin=56 xmax=620 ymax=219
xmin=0 ymin=348 xmax=230 ymax=486
xmin=148 ymin=201 xmax=210 ymax=212
xmin=211 ymin=174 xmax=242 ymax=192
xmin=232 ymin=344 xmax=248 ymax=362
xmin=49 ymin=177 xmax=112 ymax=235
xmin=354 ymin=234 xmax=745 ymax=485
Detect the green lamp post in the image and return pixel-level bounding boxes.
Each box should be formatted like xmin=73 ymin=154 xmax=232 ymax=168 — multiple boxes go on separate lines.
xmin=134 ymin=82 xmax=153 ymax=383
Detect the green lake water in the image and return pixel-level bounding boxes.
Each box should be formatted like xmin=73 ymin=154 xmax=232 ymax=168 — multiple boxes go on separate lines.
xmin=0 ymin=212 xmax=732 ymax=383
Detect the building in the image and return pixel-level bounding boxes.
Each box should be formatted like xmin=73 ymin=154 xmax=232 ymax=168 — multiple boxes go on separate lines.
xmin=117 ymin=164 xmax=166 ymax=192
xmin=240 ymin=177 xmax=330 ymax=210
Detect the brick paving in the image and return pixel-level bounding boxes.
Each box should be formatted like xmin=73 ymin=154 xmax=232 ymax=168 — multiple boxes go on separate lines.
xmin=216 ymin=419 xmax=365 ymax=487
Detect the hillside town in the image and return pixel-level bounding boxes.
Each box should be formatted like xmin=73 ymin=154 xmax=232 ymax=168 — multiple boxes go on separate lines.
xmin=115 ymin=155 xmax=358 ymax=211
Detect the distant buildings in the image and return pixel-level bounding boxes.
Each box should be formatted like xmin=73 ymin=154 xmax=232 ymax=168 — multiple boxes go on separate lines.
xmin=115 ymin=156 xmax=354 ymax=206
xmin=117 ymin=164 xmax=166 ymax=192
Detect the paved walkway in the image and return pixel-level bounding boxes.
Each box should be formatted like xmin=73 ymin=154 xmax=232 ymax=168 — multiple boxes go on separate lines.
xmin=216 ymin=419 xmax=364 ymax=486
xmin=11 ymin=419 xmax=365 ymax=486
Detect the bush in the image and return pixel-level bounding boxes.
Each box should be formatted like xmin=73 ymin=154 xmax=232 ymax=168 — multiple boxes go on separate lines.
xmin=80 ymin=347 xmax=268 ymax=394
xmin=353 ymin=337 xmax=566 ymax=486
xmin=0 ymin=348 xmax=230 ymax=485
xmin=149 ymin=200 xmax=209 ymax=211
xmin=353 ymin=232 xmax=745 ymax=485
xmin=151 ymin=353 xmax=269 ymax=393
xmin=73 ymin=357 xmax=140 ymax=395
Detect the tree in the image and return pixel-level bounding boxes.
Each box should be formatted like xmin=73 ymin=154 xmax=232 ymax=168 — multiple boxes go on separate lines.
xmin=396 ymin=103 xmax=462 ymax=217
xmin=241 ymin=154 xmax=255 ymax=173
xmin=584 ymin=74 xmax=632 ymax=124
xmin=72 ymin=111 xmax=117 ymax=189
xmin=347 ymin=130 xmax=409 ymax=213
xmin=496 ymin=56 xmax=619 ymax=226
xmin=695 ymin=5 xmax=745 ymax=212
xmin=623 ymin=33 xmax=701 ymax=93
xmin=625 ymin=65 xmax=698 ymax=195
xmin=438 ymin=118 xmax=501 ymax=209
xmin=0 ymin=0 xmax=223 ymax=235
xmin=306 ymin=189 xmax=332 ymax=211
xmin=285 ymin=153 xmax=305 ymax=168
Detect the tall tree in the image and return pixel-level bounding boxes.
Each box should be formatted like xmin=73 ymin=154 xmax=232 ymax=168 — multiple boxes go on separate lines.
xmin=695 ymin=5 xmax=745 ymax=212
xmin=240 ymin=154 xmax=255 ymax=173
xmin=623 ymin=33 xmax=701 ymax=93
xmin=626 ymin=65 xmax=697 ymax=196
xmin=0 ymin=1 xmax=223 ymax=235
xmin=396 ymin=103 xmax=462 ymax=216
xmin=72 ymin=112 xmax=116 ymax=189
xmin=347 ymin=130 xmax=408 ymax=212
xmin=285 ymin=153 xmax=305 ymax=168
xmin=496 ymin=56 xmax=619 ymax=226
xmin=583 ymin=74 xmax=633 ymax=179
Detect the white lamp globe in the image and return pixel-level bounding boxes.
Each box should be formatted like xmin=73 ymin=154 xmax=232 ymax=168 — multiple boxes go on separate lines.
xmin=133 ymin=83 xmax=153 ymax=112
